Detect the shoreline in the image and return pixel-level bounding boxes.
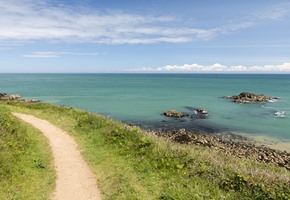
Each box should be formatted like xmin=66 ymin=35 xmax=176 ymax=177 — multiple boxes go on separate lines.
xmin=250 ymin=135 xmax=290 ymax=153
xmin=144 ymin=128 xmax=290 ymax=171
xmin=2 ymin=96 xmax=289 ymax=171
xmin=128 ymin=119 xmax=290 ymax=152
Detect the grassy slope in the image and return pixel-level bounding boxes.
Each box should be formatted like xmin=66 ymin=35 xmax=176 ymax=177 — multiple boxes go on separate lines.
xmin=0 ymin=106 xmax=55 ymax=200
xmin=1 ymin=101 xmax=290 ymax=200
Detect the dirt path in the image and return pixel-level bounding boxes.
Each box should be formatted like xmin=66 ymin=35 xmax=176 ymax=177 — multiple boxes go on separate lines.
xmin=13 ymin=113 xmax=102 ymax=200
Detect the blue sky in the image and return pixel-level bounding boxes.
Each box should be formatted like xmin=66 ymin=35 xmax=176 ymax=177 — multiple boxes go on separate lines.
xmin=0 ymin=0 xmax=290 ymax=73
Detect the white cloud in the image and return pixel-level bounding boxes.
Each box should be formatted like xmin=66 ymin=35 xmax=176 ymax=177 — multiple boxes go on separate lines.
xmin=22 ymin=51 xmax=100 ymax=58
xmin=22 ymin=52 xmax=61 ymax=58
xmin=250 ymin=2 xmax=290 ymax=20
xmin=0 ymin=1 xmax=289 ymax=45
xmin=0 ymin=1 xmax=193 ymax=44
xmin=129 ymin=62 xmax=290 ymax=73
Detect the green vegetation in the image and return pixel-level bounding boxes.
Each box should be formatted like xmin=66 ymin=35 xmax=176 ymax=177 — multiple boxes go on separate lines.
xmin=1 ymin=101 xmax=290 ymax=199
xmin=0 ymin=106 xmax=55 ymax=200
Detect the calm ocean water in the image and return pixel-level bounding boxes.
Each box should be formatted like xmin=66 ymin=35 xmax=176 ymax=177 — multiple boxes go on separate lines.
xmin=1 ymin=74 xmax=289 ymax=142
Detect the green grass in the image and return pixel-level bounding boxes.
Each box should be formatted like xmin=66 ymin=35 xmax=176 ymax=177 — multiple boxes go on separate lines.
xmin=1 ymin=101 xmax=290 ymax=200
xmin=0 ymin=106 xmax=55 ymax=200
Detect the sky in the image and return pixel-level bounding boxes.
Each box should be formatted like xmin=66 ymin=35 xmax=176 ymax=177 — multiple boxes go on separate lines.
xmin=0 ymin=0 xmax=290 ymax=73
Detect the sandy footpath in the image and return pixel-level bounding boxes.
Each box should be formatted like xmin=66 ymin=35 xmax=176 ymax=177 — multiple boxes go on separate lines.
xmin=13 ymin=113 xmax=102 ymax=200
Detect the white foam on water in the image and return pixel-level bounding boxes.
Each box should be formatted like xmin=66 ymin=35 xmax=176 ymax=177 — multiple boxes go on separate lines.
xmin=274 ymin=111 xmax=286 ymax=118
xmin=268 ymin=99 xmax=280 ymax=103
xmin=261 ymin=105 xmax=273 ymax=109
xmin=261 ymin=104 xmax=287 ymax=118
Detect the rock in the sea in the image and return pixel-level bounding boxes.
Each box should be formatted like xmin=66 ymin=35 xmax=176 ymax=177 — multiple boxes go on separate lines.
xmin=223 ymin=92 xmax=278 ymax=103
xmin=195 ymin=108 xmax=208 ymax=115
xmin=163 ymin=110 xmax=185 ymax=118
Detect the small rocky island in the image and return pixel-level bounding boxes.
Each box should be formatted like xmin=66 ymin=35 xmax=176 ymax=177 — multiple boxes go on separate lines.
xmin=223 ymin=92 xmax=279 ymax=103
xmin=163 ymin=110 xmax=186 ymax=118
xmin=163 ymin=108 xmax=208 ymax=119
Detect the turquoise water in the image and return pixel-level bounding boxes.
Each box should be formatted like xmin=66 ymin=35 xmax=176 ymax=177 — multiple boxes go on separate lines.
xmin=1 ymin=74 xmax=289 ymax=141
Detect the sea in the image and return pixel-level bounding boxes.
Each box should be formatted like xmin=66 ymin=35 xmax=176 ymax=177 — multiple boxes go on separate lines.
xmin=1 ymin=74 xmax=290 ymax=146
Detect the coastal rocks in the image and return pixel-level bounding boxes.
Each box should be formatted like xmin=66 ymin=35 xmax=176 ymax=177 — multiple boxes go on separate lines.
xmin=163 ymin=108 xmax=208 ymax=119
xmin=163 ymin=110 xmax=186 ymax=118
xmin=0 ymin=93 xmax=40 ymax=103
xmin=195 ymin=108 xmax=208 ymax=115
xmin=0 ymin=93 xmax=21 ymax=101
xmin=151 ymin=129 xmax=290 ymax=171
xmin=223 ymin=92 xmax=278 ymax=103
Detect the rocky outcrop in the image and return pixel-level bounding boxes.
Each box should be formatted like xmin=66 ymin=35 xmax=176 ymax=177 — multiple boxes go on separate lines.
xmin=224 ymin=92 xmax=278 ymax=103
xmin=0 ymin=93 xmax=40 ymax=103
xmin=152 ymin=129 xmax=290 ymax=171
xmin=0 ymin=93 xmax=21 ymax=101
xmin=164 ymin=108 xmax=208 ymax=119
xmin=195 ymin=108 xmax=208 ymax=115
xmin=164 ymin=110 xmax=185 ymax=118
